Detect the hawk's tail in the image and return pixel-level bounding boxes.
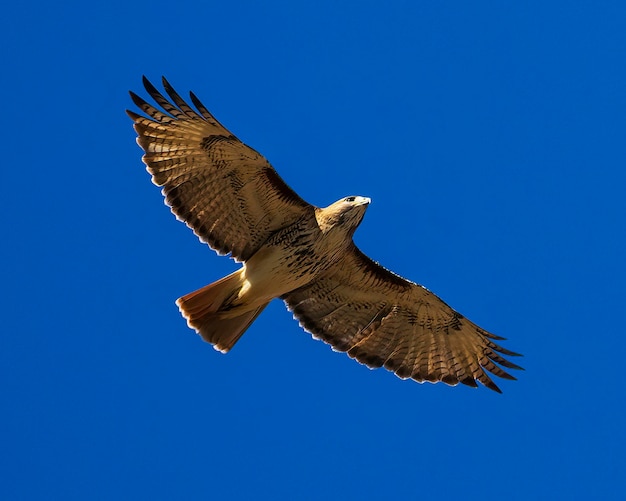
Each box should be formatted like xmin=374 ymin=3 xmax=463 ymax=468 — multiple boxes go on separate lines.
xmin=176 ymin=270 xmax=269 ymax=352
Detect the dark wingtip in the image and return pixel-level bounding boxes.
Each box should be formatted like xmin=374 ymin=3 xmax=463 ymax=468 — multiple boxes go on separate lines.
xmin=126 ymin=109 xmax=141 ymax=121
xmin=492 ymin=342 xmax=524 ymax=358
xmin=128 ymin=90 xmax=144 ymax=107
xmin=498 ymin=371 xmax=518 ymax=381
xmin=500 ymin=359 xmax=525 ymax=371
xmin=142 ymin=75 xmax=161 ymax=98
xmin=484 ymin=378 xmax=503 ymax=393
xmin=459 ymin=376 xmax=479 ymax=389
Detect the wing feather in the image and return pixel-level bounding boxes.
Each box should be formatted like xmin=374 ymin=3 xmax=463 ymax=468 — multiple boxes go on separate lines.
xmin=128 ymin=77 xmax=312 ymax=262
xmin=283 ymin=244 xmax=522 ymax=392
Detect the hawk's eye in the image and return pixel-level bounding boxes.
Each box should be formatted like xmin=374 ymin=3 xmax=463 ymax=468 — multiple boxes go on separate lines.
xmin=345 ymin=196 xmax=356 ymax=202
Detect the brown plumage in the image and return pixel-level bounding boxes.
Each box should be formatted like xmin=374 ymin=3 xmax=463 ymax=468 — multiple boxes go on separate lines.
xmin=128 ymin=76 xmax=522 ymax=392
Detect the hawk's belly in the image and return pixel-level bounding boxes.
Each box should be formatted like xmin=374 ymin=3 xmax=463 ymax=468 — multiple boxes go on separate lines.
xmin=235 ymin=222 xmax=347 ymax=308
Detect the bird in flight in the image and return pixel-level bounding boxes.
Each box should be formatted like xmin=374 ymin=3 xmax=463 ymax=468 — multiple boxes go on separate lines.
xmin=128 ymin=77 xmax=522 ymax=392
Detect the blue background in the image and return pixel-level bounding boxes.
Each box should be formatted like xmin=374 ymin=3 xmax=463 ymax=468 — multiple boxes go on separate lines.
xmin=2 ymin=1 xmax=625 ymax=499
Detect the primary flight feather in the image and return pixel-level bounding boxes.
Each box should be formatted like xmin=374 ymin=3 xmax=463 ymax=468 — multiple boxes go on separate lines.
xmin=128 ymin=76 xmax=522 ymax=392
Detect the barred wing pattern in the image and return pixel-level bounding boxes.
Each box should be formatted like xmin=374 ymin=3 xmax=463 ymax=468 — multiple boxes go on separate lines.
xmin=127 ymin=77 xmax=312 ymax=262
xmin=283 ymin=245 xmax=522 ymax=392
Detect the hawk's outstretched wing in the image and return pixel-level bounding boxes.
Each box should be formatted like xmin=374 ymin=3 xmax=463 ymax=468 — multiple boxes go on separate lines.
xmin=283 ymin=244 xmax=522 ymax=392
xmin=127 ymin=76 xmax=313 ymax=262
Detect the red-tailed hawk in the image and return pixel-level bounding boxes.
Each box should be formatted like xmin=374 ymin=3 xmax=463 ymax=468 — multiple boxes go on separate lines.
xmin=128 ymin=77 xmax=522 ymax=392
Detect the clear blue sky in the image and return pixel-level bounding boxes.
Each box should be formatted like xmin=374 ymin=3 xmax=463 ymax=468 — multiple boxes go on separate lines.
xmin=2 ymin=1 xmax=625 ymax=499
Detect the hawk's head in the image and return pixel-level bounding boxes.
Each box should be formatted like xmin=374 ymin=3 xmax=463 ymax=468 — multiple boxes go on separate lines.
xmin=317 ymin=196 xmax=370 ymax=235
